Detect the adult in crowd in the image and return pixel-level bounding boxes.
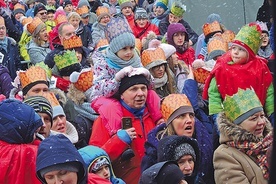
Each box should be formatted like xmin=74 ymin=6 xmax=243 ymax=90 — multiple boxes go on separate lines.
xmin=257 ymin=21 xmax=274 ymax=60
xmin=0 ymin=99 xmax=43 ymax=184
xmin=214 ymin=88 xmax=273 ymax=183
xmin=89 ymin=69 xmax=157 ymax=184
xmin=118 ymin=0 xmax=135 ymax=28
xmin=159 ymin=0 xmax=198 ymax=46
xmin=0 ymin=65 xmax=14 ymax=99
xmin=36 ymin=134 xmax=87 ymax=184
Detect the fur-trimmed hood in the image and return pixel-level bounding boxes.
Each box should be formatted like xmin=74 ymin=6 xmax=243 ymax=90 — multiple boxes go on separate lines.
xmin=217 ymin=112 xmax=273 ymax=144
xmin=49 ymin=88 xmax=67 ymax=107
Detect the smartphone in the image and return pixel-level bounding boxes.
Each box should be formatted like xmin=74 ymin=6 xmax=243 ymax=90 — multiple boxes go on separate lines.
xmin=122 ymin=117 xmax=133 ymax=129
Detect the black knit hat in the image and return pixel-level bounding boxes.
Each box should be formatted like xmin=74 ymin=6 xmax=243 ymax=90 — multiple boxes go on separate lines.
xmin=156 ymin=161 xmax=185 ymax=184
xmin=23 ymin=96 xmax=53 ymax=126
xmin=119 ymin=74 xmax=149 ymax=94
xmin=34 ymin=3 xmax=47 ymax=16
xmin=61 ymin=0 xmax=72 ymax=8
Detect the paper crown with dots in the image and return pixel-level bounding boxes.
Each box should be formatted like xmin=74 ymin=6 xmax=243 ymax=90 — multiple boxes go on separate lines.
xmin=19 ymin=66 xmax=48 ymax=89
xmin=141 ymin=47 xmax=167 ymax=70
xmin=70 ymin=68 xmax=93 ymax=92
xmin=223 ymin=88 xmax=263 ymax=124
xmin=27 ymin=17 xmax=44 ymax=35
xmin=63 ymin=35 xmax=83 ymax=50
xmin=54 ymin=50 xmax=79 ymax=70
xmin=76 ymin=5 xmax=89 ymax=16
xmin=35 ymin=62 xmax=52 ymax=79
xmin=202 ymin=21 xmax=222 ymax=37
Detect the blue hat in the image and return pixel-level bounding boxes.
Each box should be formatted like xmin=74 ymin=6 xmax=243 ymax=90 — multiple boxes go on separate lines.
xmin=156 ymin=2 xmax=168 ymax=11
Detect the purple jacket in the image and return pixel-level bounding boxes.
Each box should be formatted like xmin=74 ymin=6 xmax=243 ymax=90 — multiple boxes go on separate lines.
xmin=0 ymin=65 xmax=13 ymax=98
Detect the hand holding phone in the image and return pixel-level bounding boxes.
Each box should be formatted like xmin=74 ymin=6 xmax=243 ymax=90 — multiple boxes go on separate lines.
xmin=122 ymin=117 xmax=132 ymax=129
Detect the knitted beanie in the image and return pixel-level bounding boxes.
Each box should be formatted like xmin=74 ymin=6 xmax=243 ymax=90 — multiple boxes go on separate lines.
xmin=35 ymin=0 xmax=46 ymax=5
xmin=174 ymin=143 xmax=196 ymax=161
xmin=156 ymin=162 xmax=185 ymax=184
xmin=167 ymin=23 xmax=189 ymax=45
xmin=206 ymin=13 xmax=222 ymax=23
xmin=61 ymin=0 xmax=72 ymax=8
xmin=155 ymin=1 xmax=168 ymax=11
xmin=13 ymin=3 xmax=25 ymax=16
xmin=119 ymin=74 xmax=149 ymax=94
xmin=90 ymin=157 xmax=110 ymax=172
xmin=105 ymin=17 xmax=135 ymax=53
xmin=134 ymin=8 xmax=148 ymax=20
xmin=34 ymin=3 xmax=47 ymax=16
xmin=159 ymin=43 xmax=176 ymax=59
xmin=118 ymin=0 xmax=132 ymax=10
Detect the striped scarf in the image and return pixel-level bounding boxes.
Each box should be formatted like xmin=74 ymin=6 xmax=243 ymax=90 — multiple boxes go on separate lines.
xmin=226 ymin=132 xmax=273 ymax=179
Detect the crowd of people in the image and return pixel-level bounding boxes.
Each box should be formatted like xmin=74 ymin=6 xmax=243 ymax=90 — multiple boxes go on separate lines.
xmin=0 ymin=0 xmax=275 ymax=183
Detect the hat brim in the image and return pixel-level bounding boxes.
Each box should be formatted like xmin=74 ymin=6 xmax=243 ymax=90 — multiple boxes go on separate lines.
xmin=206 ymin=50 xmax=225 ymax=61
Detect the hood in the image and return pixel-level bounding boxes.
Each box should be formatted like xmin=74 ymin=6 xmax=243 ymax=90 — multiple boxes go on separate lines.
xmin=49 ymin=88 xmax=67 ymax=107
xmin=218 ymin=112 xmax=273 ymax=144
xmin=92 ymin=21 xmax=106 ymax=32
xmin=67 ymin=84 xmax=87 ymax=106
xmin=50 ymin=121 xmax=79 ymax=144
xmin=0 ymin=99 xmax=43 ymax=144
xmin=36 ymin=134 xmax=87 ymax=184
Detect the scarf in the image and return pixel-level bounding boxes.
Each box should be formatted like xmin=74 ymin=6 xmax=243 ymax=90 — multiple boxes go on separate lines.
xmin=74 ymin=102 xmax=99 ymax=121
xmin=154 ymin=72 xmax=168 ymax=88
xmin=174 ymin=41 xmax=189 ymax=54
xmin=105 ymin=47 xmax=142 ymax=70
xmin=120 ymin=99 xmax=145 ymax=118
xmin=258 ymin=46 xmax=273 ymax=59
xmin=226 ymin=132 xmax=273 ymax=179
xmin=0 ymin=37 xmax=8 ymax=53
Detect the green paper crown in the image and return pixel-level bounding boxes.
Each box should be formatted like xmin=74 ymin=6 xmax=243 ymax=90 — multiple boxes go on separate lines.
xmin=234 ymin=24 xmax=261 ymax=54
xmin=171 ymin=0 xmax=186 ymax=17
xmin=223 ymin=88 xmax=262 ymax=123
xmin=35 ymin=62 xmax=52 ymax=79
xmin=54 ymin=50 xmax=79 ymax=70
xmin=118 ymin=0 xmax=131 ymax=5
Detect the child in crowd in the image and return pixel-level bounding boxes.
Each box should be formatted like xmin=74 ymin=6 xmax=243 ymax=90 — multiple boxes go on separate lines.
xmin=256 ymin=21 xmax=274 ymax=59
xmin=150 ymin=0 xmax=169 ymax=26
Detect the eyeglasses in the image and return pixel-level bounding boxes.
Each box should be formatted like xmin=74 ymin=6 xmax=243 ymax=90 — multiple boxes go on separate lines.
xmin=135 ymin=13 xmax=148 ymax=20
xmin=152 ymin=64 xmax=166 ymax=71
xmin=39 ymin=11 xmax=47 ymax=15
xmin=0 ymin=26 xmax=6 ymax=30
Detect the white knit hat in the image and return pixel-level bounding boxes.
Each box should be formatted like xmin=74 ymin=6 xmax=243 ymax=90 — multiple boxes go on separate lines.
xmin=159 ymin=43 xmax=176 ymax=59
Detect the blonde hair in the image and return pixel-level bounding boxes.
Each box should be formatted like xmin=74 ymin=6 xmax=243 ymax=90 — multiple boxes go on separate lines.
xmin=67 ymin=12 xmax=81 ymax=21
xmin=156 ymin=123 xmax=176 ymax=140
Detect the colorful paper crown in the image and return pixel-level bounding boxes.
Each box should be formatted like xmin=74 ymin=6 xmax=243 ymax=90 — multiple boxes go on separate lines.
xmin=96 ymin=6 xmax=109 ymax=17
xmin=193 ymin=68 xmax=211 ymax=84
xmin=202 ymin=21 xmax=222 ymax=36
xmin=76 ymin=5 xmax=89 ymax=15
xmin=118 ymin=0 xmax=131 ymax=5
xmin=135 ymin=38 xmax=142 ymax=53
xmin=43 ymin=92 xmax=60 ymax=107
xmin=14 ymin=3 xmax=25 ymax=11
xmin=161 ymin=94 xmax=192 ymax=122
xmin=105 ymin=17 xmax=133 ymax=43
xmin=141 ymin=47 xmax=167 ymax=70
xmin=233 ymin=23 xmax=262 ymax=54
xmin=35 ymin=62 xmax=52 ymax=79
xmin=20 ymin=16 xmax=33 ymax=26
xmin=54 ymin=9 xmax=67 ymax=26
xmin=27 ymin=17 xmax=43 ymax=35
xmin=223 ymin=88 xmax=263 ymax=124
xmin=63 ymin=35 xmax=83 ymax=50
xmin=19 ymin=66 xmax=48 ymax=89
xmin=256 ymin=21 xmax=268 ymax=33
xmin=207 ymin=36 xmax=228 ymax=54
xmin=54 ymin=50 xmax=79 ymax=70
xmin=96 ymin=38 xmax=109 ymax=49
xmin=171 ymin=0 xmax=186 ymax=17
xmin=70 ymin=68 xmax=93 ymax=92
xmin=221 ymin=30 xmax=235 ymax=43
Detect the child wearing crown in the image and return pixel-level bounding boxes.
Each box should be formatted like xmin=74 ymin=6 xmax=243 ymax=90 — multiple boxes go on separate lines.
xmin=203 ymin=23 xmax=274 ymax=127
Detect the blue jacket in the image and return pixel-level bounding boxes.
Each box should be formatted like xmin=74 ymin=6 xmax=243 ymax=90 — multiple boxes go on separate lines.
xmin=0 ymin=65 xmax=13 ymax=98
xmin=0 ymin=99 xmax=43 ymax=144
xmin=36 ymin=134 xmax=87 ymax=184
xmin=78 ymin=145 xmax=125 ymax=184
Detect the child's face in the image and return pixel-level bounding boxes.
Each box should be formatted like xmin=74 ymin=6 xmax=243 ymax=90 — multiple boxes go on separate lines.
xmin=69 ymin=17 xmax=80 ymax=29
xmin=261 ymin=32 xmax=269 ymax=47
xmin=95 ymin=165 xmax=110 ymax=181
xmin=76 ymin=50 xmax=83 ymax=62
xmin=116 ymin=46 xmax=135 ymax=61
xmin=231 ymin=45 xmax=248 ymax=64
xmin=151 ymin=63 xmax=166 ymax=78
xmin=169 ymin=13 xmax=182 ymax=24
xmin=155 ymin=6 xmax=165 ymax=16
xmin=64 ymin=4 xmax=73 ymax=13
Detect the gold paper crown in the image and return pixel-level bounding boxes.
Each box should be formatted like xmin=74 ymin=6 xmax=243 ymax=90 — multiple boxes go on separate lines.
xmin=193 ymin=68 xmax=211 ymax=84
xmin=21 ymin=16 xmax=33 ymax=26
xmin=43 ymin=92 xmax=60 ymax=107
xmin=63 ymin=35 xmax=83 ymax=49
xmin=27 ymin=17 xmax=43 ymax=35
xmin=96 ymin=6 xmax=109 ymax=17
xmin=96 ymin=38 xmax=109 ymax=49
xmin=35 ymin=62 xmax=52 ymax=79
xmin=202 ymin=21 xmax=222 ymax=36
xmin=14 ymin=3 xmax=25 ymax=11
xmin=19 ymin=66 xmax=48 ymax=89
xmin=161 ymin=94 xmax=192 ymax=122
xmin=223 ymin=88 xmax=263 ymax=123
xmin=72 ymin=68 xmax=93 ymax=92
xmin=54 ymin=14 xmax=67 ymax=26
xmin=207 ymin=36 xmax=228 ymax=54
xmin=76 ymin=6 xmax=89 ymax=16
xmin=135 ymin=38 xmax=142 ymax=53
xmin=221 ymin=30 xmax=236 ymax=43
xmin=54 ymin=50 xmax=79 ymax=70
xmin=141 ymin=47 xmax=166 ymax=69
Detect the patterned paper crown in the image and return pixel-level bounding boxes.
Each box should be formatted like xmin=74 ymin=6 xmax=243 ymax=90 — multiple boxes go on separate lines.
xmin=207 ymin=36 xmax=228 ymax=54
xmin=27 ymin=17 xmax=43 ymax=35
xmin=233 ymin=23 xmax=262 ymax=54
xmin=76 ymin=5 xmax=89 ymax=15
xmin=105 ymin=17 xmax=133 ymax=43
xmin=135 ymin=38 xmax=142 ymax=53
xmin=202 ymin=21 xmax=222 ymax=36
xmin=19 ymin=66 xmax=48 ymax=89
xmin=70 ymin=68 xmax=93 ymax=92
xmin=118 ymin=0 xmax=131 ymax=5
xmin=54 ymin=50 xmax=79 ymax=70
xmin=54 ymin=9 xmax=68 ymax=26
xmin=161 ymin=94 xmax=192 ymax=122
xmin=171 ymin=0 xmax=186 ymax=17
xmin=35 ymin=62 xmax=52 ymax=79
xmin=193 ymin=68 xmax=211 ymax=84
xmin=20 ymin=16 xmax=33 ymax=26
xmin=96 ymin=38 xmax=109 ymax=49
xmin=223 ymin=88 xmax=263 ymax=123
xmin=63 ymin=35 xmax=83 ymax=49
xmin=256 ymin=21 xmax=268 ymax=33
xmin=96 ymin=6 xmax=109 ymax=17
xmin=43 ymin=92 xmax=60 ymax=107
xmin=141 ymin=47 xmax=167 ymax=70
xmin=14 ymin=3 xmax=25 ymax=11
xmin=221 ymin=30 xmax=235 ymax=43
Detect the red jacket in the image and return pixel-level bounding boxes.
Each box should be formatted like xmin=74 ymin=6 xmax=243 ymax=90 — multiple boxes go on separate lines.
xmin=88 ymin=173 xmax=112 ymax=184
xmin=126 ymin=14 xmax=135 ymax=30
xmin=0 ymin=140 xmax=40 ymax=184
xmin=89 ymin=106 xmax=156 ymax=184
xmin=132 ymin=22 xmax=160 ymax=40
xmin=176 ymin=47 xmax=196 ymax=66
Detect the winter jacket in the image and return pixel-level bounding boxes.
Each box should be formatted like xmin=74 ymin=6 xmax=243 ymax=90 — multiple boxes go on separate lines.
xmin=26 ymin=40 xmax=51 ymax=64
xmin=78 ymin=145 xmax=126 ymax=184
xmin=0 ymin=37 xmax=21 ymax=79
xmin=76 ymin=23 xmax=93 ymax=51
xmin=0 ymin=99 xmax=43 ymax=184
xmin=125 ymin=13 xmax=135 ymax=30
xmin=159 ymin=15 xmax=199 ymax=45
xmin=150 ymin=11 xmax=169 ymax=27
xmin=50 ymin=121 xmax=79 ymax=144
xmin=36 ymin=134 xmax=87 ymax=184
xmin=132 ymin=22 xmax=160 ymax=40
xmin=176 ymin=47 xmax=196 ymax=66
xmin=0 ymin=65 xmax=13 ymax=98
xmin=214 ymin=112 xmax=272 ymax=184
xmin=141 ymin=121 xmax=214 ymax=183
xmin=91 ymin=22 xmax=106 ymax=48
xmin=89 ymin=104 xmax=156 ymax=184
xmin=0 ymin=9 xmax=21 ymax=42
xmin=19 ymin=31 xmax=31 ymax=61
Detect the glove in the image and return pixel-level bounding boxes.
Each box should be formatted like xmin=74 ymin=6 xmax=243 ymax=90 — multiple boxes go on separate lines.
xmin=128 ymin=67 xmax=151 ymax=81
xmin=0 ymin=8 xmax=8 ymax=18
xmin=115 ymin=66 xmax=133 ymax=82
